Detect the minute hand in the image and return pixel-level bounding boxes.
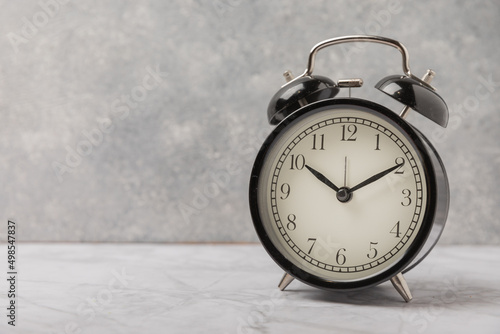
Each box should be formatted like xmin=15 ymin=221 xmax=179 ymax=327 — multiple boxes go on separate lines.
xmin=349 ymin=163 xmax=402 ymax=193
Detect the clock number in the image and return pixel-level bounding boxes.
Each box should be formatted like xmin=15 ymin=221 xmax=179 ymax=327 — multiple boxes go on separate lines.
xmin=395 ymin=157 xmax=405 ymax=174
xmin=401 ymin=189 xmax=412 ymax=206
xmin=367 ymin=242 xmax=379 ymax=259
xmin=336 ymin=248 xmax=346 ymax=265
xmin=287 ymin=214 xmax=297 ymax=231
xmin=307 ymin=238 xmax=316 ymax=254
xmin=375 ymin=134 xmax=381 ymax=150
xmin=289 ymin=154 xmax=305 ymax=170
xmin=312 ymin=133 xmax=325 ymax=150
xmin=280 ymin=183 xmax=290 ymax=200
xmin=390 ymin=221 xmax=401 ymax=238
xmin=341 ymin=124 xmax=357 ymax=141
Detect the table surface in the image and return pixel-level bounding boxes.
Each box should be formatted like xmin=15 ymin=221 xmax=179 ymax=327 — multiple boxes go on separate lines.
xmin=1 ymin=243 xmax=499 ymax=334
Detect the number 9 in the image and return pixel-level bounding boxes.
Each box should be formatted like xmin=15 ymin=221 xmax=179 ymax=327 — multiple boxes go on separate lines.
xmin=280 ymin=183 xmax=290 ymax=200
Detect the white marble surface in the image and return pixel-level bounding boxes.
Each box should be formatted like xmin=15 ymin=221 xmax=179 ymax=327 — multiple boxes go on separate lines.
xmin=1 ymin=244 xmax=499 ymax=333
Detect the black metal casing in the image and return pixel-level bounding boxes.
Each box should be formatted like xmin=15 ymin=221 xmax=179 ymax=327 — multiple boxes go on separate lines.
xmin=249 ymin=98 xmax=449 ymax=291
xmin=267 ymin=75 xmax=339 ymax=125
xmin=376 ymin=75 xmax=449 ymax=127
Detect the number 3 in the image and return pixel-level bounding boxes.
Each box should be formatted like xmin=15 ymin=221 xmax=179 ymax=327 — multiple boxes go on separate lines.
xmin=401 ymin=189 xmax=412 ymax=206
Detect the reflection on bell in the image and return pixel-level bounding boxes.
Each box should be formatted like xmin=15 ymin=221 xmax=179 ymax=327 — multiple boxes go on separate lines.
xmin=375 ymin=75 xmax=449 ymax=128
xmin=267 ymin=75 xmax=340 ymax=125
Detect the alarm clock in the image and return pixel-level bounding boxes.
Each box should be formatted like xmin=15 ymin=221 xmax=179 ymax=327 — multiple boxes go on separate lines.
xmin=249 ymin=35 xmax=449 ymax=302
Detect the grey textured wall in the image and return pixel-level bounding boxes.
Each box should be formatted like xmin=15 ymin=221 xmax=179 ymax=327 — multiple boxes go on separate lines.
xmin=1 ymin=0 xmax=499 ymax=243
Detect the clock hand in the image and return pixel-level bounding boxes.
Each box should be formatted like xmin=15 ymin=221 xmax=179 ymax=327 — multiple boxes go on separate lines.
xmin=305 ymin=165 xmax=340 ymax=192
xmin=343 ymin=156 xmax=348 ymax=188
xmin=349 ymin=163 xmax=403 ymax=193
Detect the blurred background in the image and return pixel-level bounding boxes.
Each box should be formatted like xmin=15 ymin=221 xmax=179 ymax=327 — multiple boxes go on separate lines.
xmin=0 ymin=0 xmax=498 ymax=244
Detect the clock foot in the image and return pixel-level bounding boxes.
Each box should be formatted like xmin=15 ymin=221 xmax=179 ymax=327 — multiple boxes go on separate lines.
xmin=390 ymin=272 xmax=413 ymax=302
xmin=278 ymin=272 xmax=295 ymax=291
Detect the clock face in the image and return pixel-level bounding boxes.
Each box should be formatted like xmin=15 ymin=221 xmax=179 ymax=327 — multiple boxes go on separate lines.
xmin=250 ymin=99 xmax=435 ymax=289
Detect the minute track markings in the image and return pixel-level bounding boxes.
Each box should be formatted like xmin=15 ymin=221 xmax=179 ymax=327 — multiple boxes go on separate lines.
xmin=270 ymin=116 xmax=424 ymax=272
xmin=272 ymin=121 xmax=422 ymax=268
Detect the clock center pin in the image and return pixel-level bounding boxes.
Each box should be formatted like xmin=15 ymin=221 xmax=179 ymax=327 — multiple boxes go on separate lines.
xmin=336 ymin=187 xmax=352 ymax=203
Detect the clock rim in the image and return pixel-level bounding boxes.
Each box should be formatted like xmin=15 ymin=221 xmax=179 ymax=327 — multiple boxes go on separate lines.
xmin=249 ymin=98 xmax=438 ymax=291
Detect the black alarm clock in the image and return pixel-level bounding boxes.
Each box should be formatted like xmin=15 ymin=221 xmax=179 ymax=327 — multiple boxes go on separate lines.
xmin=249 ymin=35 xmax=449 ymax=302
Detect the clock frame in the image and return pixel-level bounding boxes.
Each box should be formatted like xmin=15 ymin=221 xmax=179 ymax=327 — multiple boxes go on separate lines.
xmin=249 ymin=35 xmax=450 ymax=302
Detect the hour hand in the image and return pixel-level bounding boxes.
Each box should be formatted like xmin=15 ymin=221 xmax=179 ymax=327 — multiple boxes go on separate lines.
xmin=305 ymin=165 xmax=340 ymax=192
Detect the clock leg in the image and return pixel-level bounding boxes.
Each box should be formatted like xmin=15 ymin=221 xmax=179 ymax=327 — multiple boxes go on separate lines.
xmin=390 ymin=272 xmax=413 ymax=302
xmin=278 ymin=272 xmax=295 ymax=291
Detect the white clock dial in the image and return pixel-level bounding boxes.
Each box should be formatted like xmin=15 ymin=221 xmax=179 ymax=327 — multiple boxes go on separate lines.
xmin=257 ymin=106 xmax=428 ymax=282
